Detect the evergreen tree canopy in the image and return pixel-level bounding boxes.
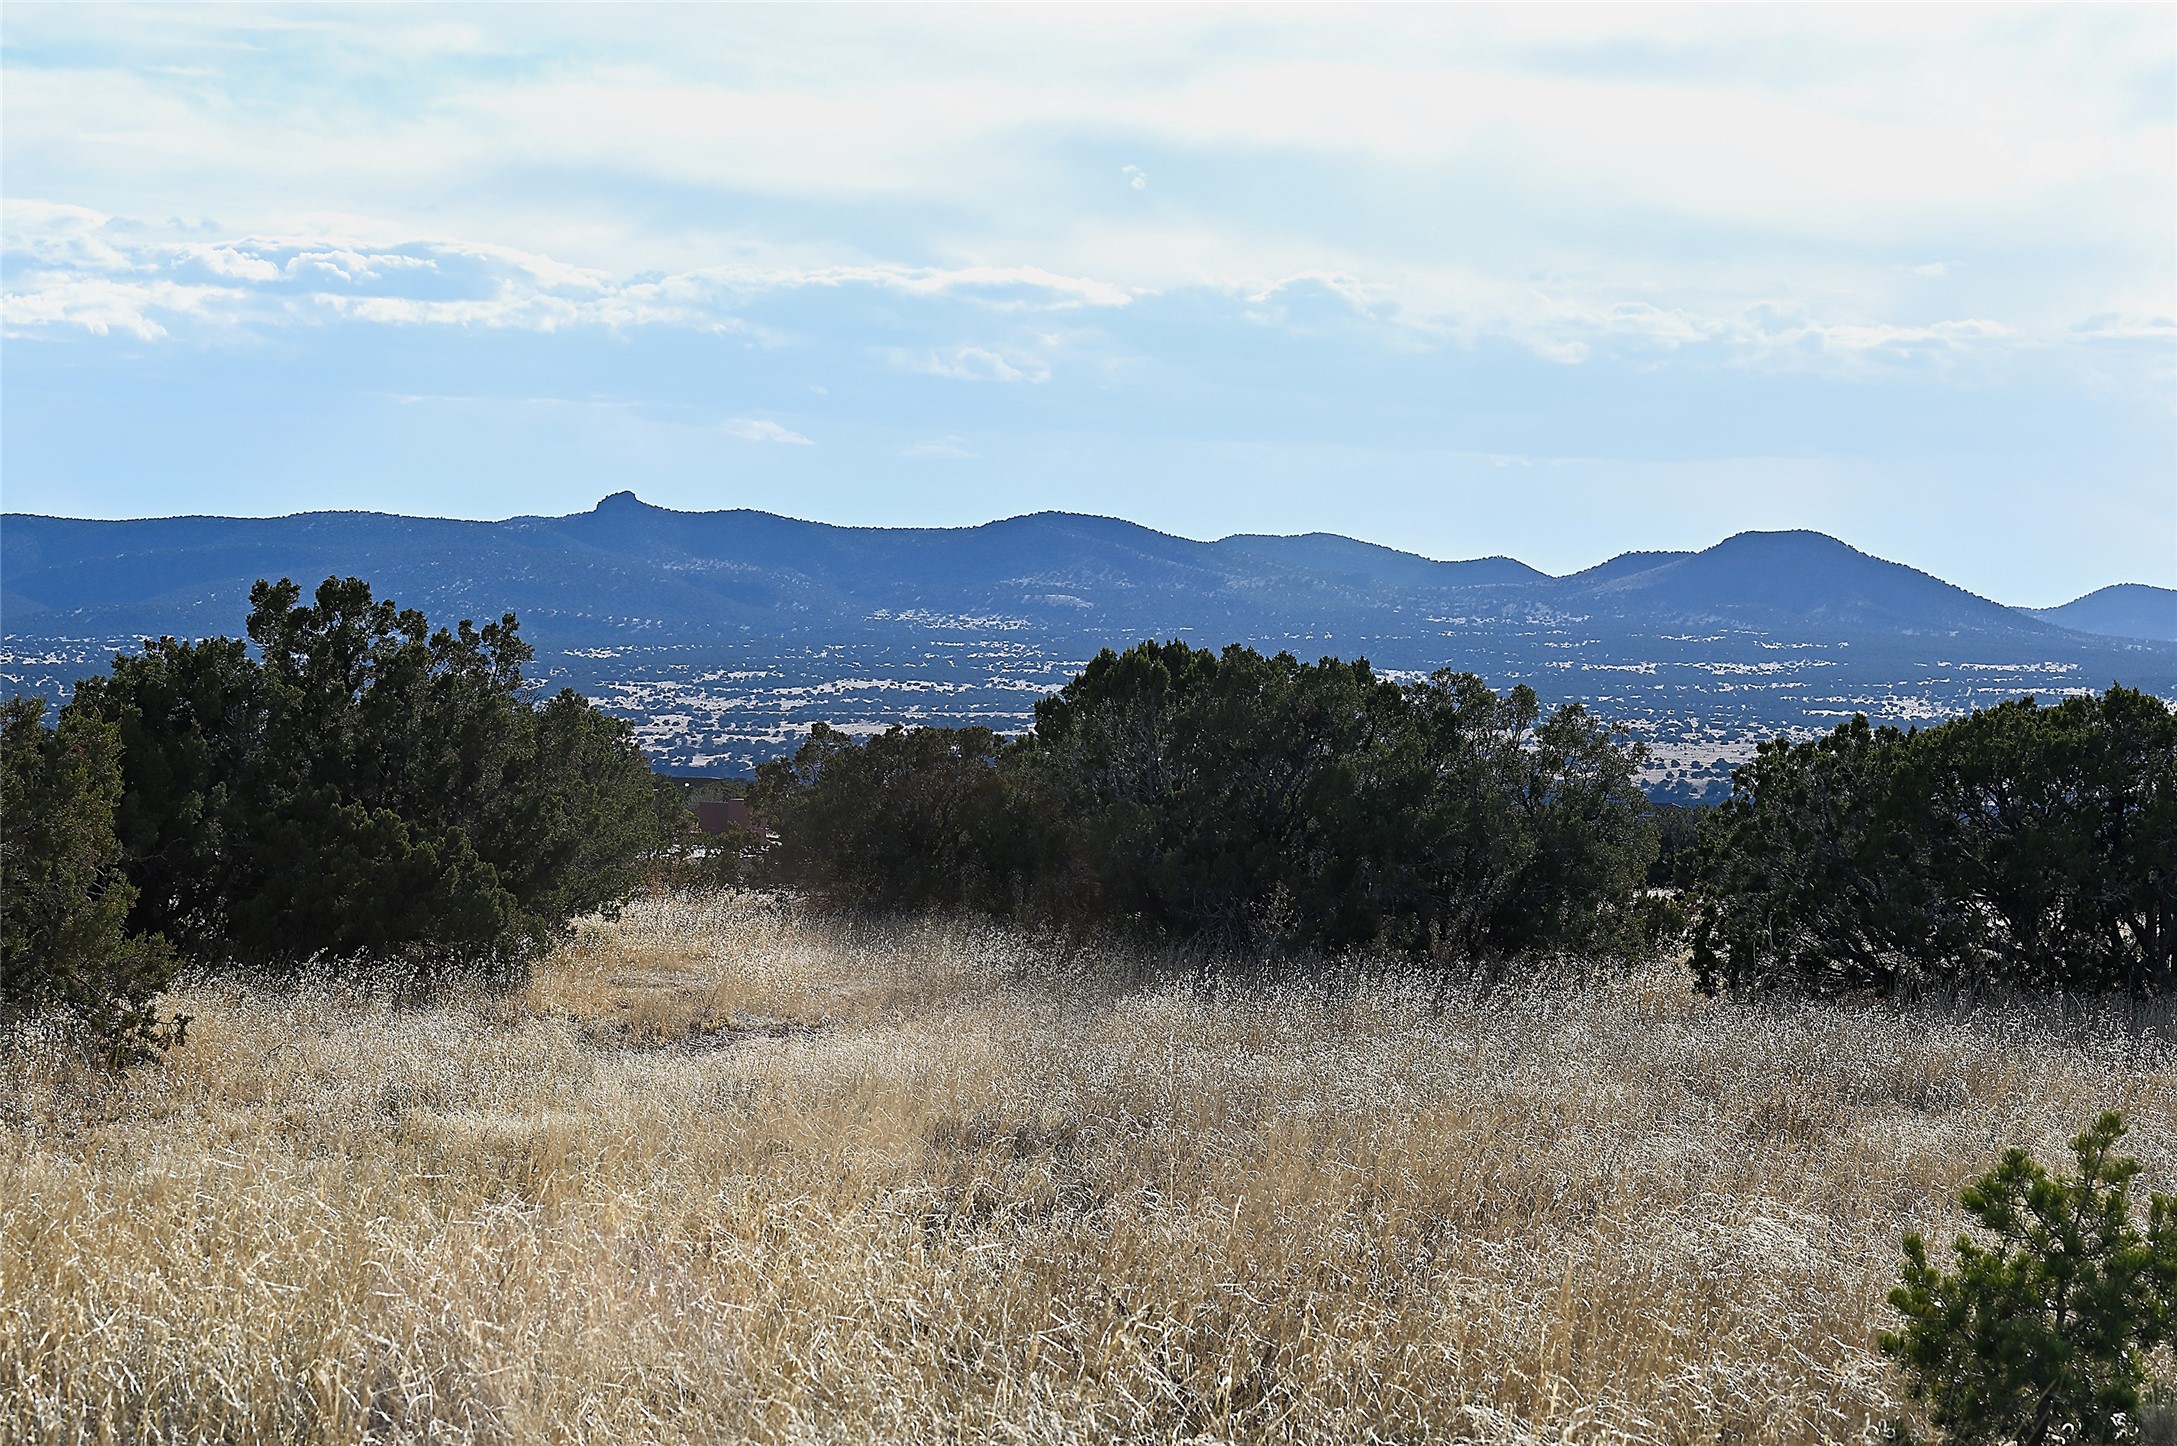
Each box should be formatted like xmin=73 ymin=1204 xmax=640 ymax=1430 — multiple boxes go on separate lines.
xmin=755 ymin=640 xmax=1661 ymax=964
xmin=754 ymin=722 xmax=1016 ymax=912
xmin=1686 ymin=687 xmax=2177 ymax=998
xmin=69 ymin=577 xmax=666 ymax=974
xmin=1880 ymin=1112 xmax=2177 ymax=1444
xmin=1 ymin=696 xmax=179 ymax=1056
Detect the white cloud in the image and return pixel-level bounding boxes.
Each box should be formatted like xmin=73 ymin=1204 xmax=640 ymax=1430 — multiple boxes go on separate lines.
xmin=1803 ymin=317 xmax=2012 ymax=352
xmin=316 ymin=293 xmax=588 ymax=329
xmin=2068 ymin=312 xmax=2177 ymax=342
xmin=723 ymin=418 xmax=812 ymax=445
xmin=0 ymin=210 xmax=2104 ymax=385
xmin=1 ymin=7 xmax=2163 ymax=368
xmin=0 ymin=274 xmax=238 ymax=339
xmin=2 ymin=199 xmax=140 ymax=271
xmin=874 ymin=344 xmax=1051 ymax=383
xmin=188 ymin=245 xmax=280 ymax=281
xmin=2 ymin=6 xmax=2162 ymax=382
xmin=285 ymin=248 xmax=438 ymax=284
xmin=704 ymin=261 xmax=1132 ymax=309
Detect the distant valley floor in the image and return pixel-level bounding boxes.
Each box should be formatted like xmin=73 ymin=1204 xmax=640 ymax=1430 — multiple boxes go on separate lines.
xmin=5 ymin=621 xmax=2154 ymax=805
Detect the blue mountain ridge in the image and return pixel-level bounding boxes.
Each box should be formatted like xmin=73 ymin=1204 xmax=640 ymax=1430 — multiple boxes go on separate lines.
xmin=0 ymin=490 xmax=2148 ymax=643
xmin=2025 ymin=584 xmax=2177 ymax=644
xmin=5 ymin=492 xmax=2170 ymax=796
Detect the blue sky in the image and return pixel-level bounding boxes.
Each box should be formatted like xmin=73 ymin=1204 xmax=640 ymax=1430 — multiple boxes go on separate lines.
xmin=3 ymin=5 xmax=2171 ymax=606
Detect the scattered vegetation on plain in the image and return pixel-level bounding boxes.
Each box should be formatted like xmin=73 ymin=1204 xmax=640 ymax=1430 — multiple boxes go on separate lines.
xmin=6 ymin=577 xmax=2177 ymax=1443
xmin=6 ymin=891 xmax=2173 ymax=1444
xmin=0 ymin=697 xmax=177 ymax=1061
xmin=1688 ymin=689 xmax=2176 ymax=999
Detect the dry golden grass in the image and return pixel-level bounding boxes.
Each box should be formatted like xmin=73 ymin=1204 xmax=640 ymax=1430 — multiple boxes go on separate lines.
xmin=4 ymin=890 xmax=2173 ymax=1444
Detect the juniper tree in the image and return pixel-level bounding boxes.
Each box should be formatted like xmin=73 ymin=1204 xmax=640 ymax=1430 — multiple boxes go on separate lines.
xmin=1 ymin=696 xmax=180 ymax=1058
xmin=69 ymin=576 xmax=666 ymax=976
xmin=755 ymin=640 xmax=1659 ymax=963
xmin=1685 ymin=688 xmax=2177 ymax=999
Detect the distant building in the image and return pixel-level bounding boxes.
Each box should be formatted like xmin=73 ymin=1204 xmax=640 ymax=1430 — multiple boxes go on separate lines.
xmin=691 ymin=797 xmax=753 ymax=835
xmin=654 ymin=771 xmax=754 ymax=834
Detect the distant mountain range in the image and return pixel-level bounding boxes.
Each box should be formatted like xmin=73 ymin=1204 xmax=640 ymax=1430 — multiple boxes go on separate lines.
xmin=5 ymin=489 xmax=2165 ymax=643
xmin=5 ymin=492 xmax=2172 ymax=799
xmin=2024 ymin=584 xmax=2177 ymax=644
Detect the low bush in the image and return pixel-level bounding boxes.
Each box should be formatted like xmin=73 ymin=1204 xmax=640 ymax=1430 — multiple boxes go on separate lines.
xmin=1881 ymin=1111 xmax=2177 ymax=1445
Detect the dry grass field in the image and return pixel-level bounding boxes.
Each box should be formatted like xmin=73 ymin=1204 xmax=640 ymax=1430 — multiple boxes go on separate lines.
xmin=5 ymin=890 xmax=2174 ymax=1444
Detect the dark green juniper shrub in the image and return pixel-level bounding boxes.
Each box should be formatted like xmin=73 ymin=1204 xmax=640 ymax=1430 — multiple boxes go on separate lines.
xmin=67 ymin=576 xmax=670 ymax=980
xmin=1685 ymin=688 xmax=2177 ymax=999
xmin=1881 ymin=1112 xmax=2177 ymax=1445
xmin=754 ymin=721 xmax=1020 ymax=914
xmin=1 ymin=696 xmax=181 ymax=1060
xmin=754 ymin=640 xmax=1662 ymax=965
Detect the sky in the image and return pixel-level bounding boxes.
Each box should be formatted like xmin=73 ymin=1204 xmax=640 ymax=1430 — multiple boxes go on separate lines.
xmin=3 ymin=4 xmax=2172 ymax=607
